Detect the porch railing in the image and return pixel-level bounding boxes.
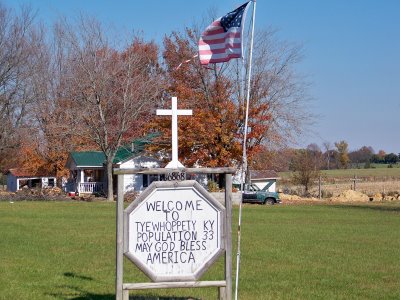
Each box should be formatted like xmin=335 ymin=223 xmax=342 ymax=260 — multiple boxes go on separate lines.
xmin=78 ymin=182 xmax=104 ymax=194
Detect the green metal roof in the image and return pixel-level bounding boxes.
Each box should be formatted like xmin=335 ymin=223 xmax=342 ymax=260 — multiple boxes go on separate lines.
xmin=70 ymin=133 xmax=161 ymax=166
xmin=70 ymin=151 xmax=106 ymax=167
xmin=114 ymin=132 xmax=161 ymax=163
xmin=131 ymin=132 xmax=160 ymax=155
xmin=113 ymin=147 xmax=133 ymax=163
xmin=70 ymin=150 xmax=130 ymax=166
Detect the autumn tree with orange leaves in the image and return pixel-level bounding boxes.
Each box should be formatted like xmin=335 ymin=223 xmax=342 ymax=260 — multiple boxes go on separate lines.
xmin=147 ymin=31 xmax=242 ymax=167
xmin=147 ymin=27 xmax=310 ymax=171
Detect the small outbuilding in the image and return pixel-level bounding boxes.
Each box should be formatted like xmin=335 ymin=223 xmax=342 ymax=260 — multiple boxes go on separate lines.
xmin=6 ymin=168 xmax=57 ymax=192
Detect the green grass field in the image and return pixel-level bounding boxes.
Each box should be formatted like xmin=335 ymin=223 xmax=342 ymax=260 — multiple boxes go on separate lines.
xmin=1 ymin=201 xmax=400 ymax=299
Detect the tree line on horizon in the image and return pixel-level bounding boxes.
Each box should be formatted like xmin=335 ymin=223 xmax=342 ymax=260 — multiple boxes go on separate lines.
xmin=253 ymin=141 xmax=399 ymax=173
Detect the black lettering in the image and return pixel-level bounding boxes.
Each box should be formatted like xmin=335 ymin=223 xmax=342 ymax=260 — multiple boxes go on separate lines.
xmin=188 ymin=252 xmax=195 ymax=263
xmin=145 ymin=250 xmax=198 ymax=264
xmin=185 ymin=201 xmax=195 ymax=210
xmin=135 ymin=222 xmax=144 ymax=231
xmin=196 ymin=200 xmax=203 ymax=210
xmin=168 ymin=251 xmax=174 ymax=263
xmin=167 ymin=201 xmax=174 ymax=211
xmin=202 ymin=241 xmax=207 ymax=250
xmin=190 ymin=240 xmax=196 ymax=251
xmin=195 ymin=240 xmax=201 ymax=250
xmin=183 ymin=231 xmax=192 ymax=241
xmin=180 ymin=252 xmax=187 ymax=263
xmin=146 ymin=202 xmax=156 ymax=211
xmin=147 ymin=252 xmax=160 ymax=264
xmin=180 ymin=241 xmax=185 ymax=251
xmin=203 ymin=221 xmax=209 ymax=231
xmin=172 ymin=211 xmax=179 ymax=220
xmin=135 ymin=243 xmax=144 ymax=252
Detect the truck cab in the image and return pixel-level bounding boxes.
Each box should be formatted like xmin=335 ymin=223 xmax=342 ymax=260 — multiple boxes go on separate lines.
xmin=241 ymin=183 xmax=281 ymax=205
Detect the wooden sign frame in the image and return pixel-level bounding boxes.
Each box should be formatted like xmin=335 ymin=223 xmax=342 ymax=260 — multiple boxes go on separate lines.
xmin=114 ymin=167 xmax=235 ymax=300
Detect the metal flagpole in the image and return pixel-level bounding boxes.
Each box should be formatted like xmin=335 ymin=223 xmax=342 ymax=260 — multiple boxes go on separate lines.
xmin=235 ymin=1 xmax=256 ymax=299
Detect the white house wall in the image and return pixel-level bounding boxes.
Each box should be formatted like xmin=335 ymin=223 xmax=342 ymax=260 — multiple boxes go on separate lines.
xmin=118 ymin=157 xmax=160 ymax=192
xmin=254 ymin=181 xmax=277 ymax=192
xmin=120 ymin=174 xmax=140 ymax=192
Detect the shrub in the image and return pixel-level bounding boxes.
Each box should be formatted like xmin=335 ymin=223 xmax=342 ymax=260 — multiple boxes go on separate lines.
xmin=124 ymin=191 xmax=140 ymax=203
xmin=321 ymin=190 xmax=333 ymax=198
xmin=386 ymin=191 xmax=399 ymax=199
xmin=207 ymin=180 xmax=219 ymax=192
xmin=0 ymin=173 xmax=6 ymax=186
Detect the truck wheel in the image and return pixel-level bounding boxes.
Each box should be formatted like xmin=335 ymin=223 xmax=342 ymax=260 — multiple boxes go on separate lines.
xmin=264 ymin=198 xmax=275 ymax=205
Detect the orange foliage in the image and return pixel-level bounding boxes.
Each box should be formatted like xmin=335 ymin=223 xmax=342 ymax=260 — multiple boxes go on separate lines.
xmin=147 ymin=31 xmax=264 ymax=167
xmin=16 ymin=96 xmax=96 ymax=179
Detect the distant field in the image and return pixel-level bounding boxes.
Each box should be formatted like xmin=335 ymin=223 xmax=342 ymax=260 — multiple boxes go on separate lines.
xmin=279 ymin=164 xmax=400 ymax=180
xmin=279 ymin=165 xmax=400 ymax=196
xmin=1 ymin=201 xmax=400 ymax=299
xmin=370 ymin=163 xmax=400 ymax=169
xmin=320 ymin=167 xmax=400 ymax=179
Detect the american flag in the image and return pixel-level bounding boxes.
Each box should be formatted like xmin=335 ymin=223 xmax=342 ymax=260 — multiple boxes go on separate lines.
xmin=198 ymin=2 xmax=250 ymax=65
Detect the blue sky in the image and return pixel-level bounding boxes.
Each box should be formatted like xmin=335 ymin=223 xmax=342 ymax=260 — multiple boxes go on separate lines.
xmin=3 ymin=0 xmax=400 ymax=154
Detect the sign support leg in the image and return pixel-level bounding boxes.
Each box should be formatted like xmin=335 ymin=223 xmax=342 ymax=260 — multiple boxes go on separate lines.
xmin=219 ymin=286 xmax=227 ymax=300
xmin=225 ymin=174 xmax=232 ymax=300
xmin=116 ymin=174 xmax=124 ymax=300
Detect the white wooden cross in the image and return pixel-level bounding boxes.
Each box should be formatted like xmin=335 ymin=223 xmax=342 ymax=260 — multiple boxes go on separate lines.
xmin=156 ymin=97 xmax=192 ymax=168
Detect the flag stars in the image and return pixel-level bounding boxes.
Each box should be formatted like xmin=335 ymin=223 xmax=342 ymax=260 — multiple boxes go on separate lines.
xmin=221 ymin=4 xmax=247 ymax=31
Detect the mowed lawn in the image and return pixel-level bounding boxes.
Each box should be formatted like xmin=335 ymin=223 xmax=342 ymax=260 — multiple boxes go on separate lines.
xmin=1 ymin=201 xmax=400 ymax=300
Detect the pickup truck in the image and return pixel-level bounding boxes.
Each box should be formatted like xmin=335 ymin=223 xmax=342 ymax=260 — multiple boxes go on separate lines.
xmin=241 ymin=183 xmax=281 ymax=205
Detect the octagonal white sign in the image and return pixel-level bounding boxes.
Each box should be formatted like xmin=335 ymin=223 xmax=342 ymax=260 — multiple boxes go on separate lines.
xmin=124 ymin=180 xmax=225 ymax=282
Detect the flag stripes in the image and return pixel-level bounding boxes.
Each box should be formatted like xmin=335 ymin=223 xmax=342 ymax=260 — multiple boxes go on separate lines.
xmin=198 ymin=2 xmax=250 ymax=65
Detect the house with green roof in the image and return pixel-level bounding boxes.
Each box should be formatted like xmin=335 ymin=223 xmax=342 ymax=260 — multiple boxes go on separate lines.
xmin=65 ymin=151 xmax=107 ymax=194
xmin=65 ymin=134 xmax=161 ymax=195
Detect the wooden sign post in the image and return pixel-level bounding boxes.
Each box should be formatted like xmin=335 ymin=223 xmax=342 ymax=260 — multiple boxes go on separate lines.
xmin=115 ymin=168 xmax=235 ymax=300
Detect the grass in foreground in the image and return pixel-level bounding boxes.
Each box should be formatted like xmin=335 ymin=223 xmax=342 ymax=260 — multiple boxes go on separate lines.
xmin=0 ymin=201 xmax=400 ymax=299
